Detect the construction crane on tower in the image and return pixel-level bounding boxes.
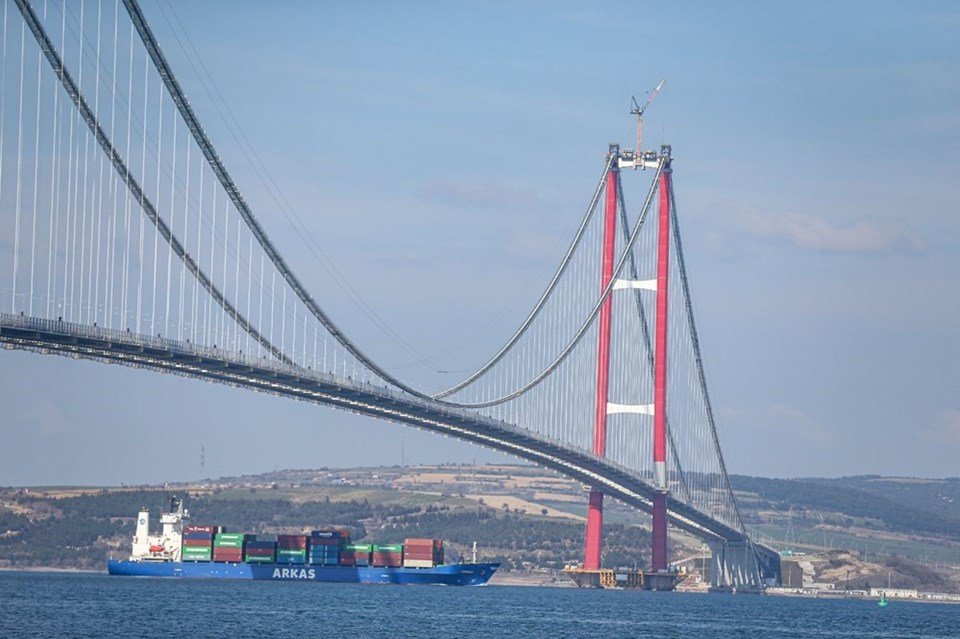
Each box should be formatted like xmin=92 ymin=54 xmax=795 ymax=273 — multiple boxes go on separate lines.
xmin=632 ymin=79 xmax=666 ymax=155
xmin=621 ymin=79 xmax=666 ymax=170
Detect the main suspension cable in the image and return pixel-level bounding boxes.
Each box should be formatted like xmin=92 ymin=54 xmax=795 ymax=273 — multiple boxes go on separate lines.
xmin=669 ymin=181 xmax=745 ymax=533
xmin=433 ymin=158 xmax=613 ymax=399
xmin=13 ymin=0 xmax=290 ymax=364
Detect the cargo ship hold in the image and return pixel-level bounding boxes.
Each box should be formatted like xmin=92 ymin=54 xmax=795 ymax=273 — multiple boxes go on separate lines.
xmin=107 ymin=498 xmax=498 ymax=586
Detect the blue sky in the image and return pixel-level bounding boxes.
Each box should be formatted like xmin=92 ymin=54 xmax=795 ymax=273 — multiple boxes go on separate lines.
xmin=1 ymin=1 xmax=958 ymax=485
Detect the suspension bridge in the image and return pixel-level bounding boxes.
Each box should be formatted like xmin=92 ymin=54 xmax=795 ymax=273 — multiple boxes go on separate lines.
xmin=0 ymin=0 xmax=779 ymax=589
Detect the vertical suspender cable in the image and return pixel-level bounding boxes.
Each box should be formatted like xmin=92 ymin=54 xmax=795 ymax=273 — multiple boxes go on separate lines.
xmin=0 ymin=3 xmax=6 ymax=308
xmin=221 ymin=197 xmax=229 ymax=346
xmin=233 ymin=216 xmax=240 ymax=350
xmin=120 ymin=22 xmax=133 ymax=327
xmin=153 ymin=65 xmax=163 ymax=335
xmin=45 ymin=9 xmax=62 ymax=320
xmin=92 ymin=0 xmax=104 ymax=326
xmin=13 ymin=20 xmax=26 ymax=312
xmin=78 ymin=0 xmax=91 ymax=324
xmin=165 ymin=105 xmax=176 ymax=334
xmin=209 ymin=178 xmax=217 ymax=342
xmin=136 ymin=48 xmax=148 ymax=334
xmin=13 ymin=0 xmax=289 ymax=361
xmin=669 ymin=184 xmax=745 ymax=534
xmin=192 ymin=157 xmax=202 ymax=341
xmin=179 ymin=131 xmax=189 ymax=340
xmin=106 ymin=0 xmax=119 ymax=328
xmin=28 ymin=5 xmax=43 ymax=317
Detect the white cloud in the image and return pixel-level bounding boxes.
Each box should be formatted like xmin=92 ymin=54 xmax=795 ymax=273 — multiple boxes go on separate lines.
xmin=924 ymin=409 xmax=960 ymax=446
xmin=737 ymin=210 xmax=924 ymax=253
xmin=17 ymin=401 xmax=67 ymax=436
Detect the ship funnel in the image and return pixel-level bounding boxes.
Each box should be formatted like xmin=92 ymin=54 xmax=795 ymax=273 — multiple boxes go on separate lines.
xmin=135 ymin=509 xmax=150 ymax=543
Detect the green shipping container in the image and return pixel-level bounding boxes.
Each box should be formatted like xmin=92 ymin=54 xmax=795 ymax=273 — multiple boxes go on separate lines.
xmin=345 ymin=544 xmax=372 ymax=552
xmin=373 ymin=545 xmax=403 ymax=553
xmin=277 ymin=548 xmax=307 ymax=557
xmin=215 ymin=533 xmax=245 ymax=541
xmin=244 ymin=555 xmax=275 ymax=563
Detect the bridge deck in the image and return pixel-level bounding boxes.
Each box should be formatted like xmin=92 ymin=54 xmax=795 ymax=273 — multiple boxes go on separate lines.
xmin=2 ymin=312 xmax=748 ymax=544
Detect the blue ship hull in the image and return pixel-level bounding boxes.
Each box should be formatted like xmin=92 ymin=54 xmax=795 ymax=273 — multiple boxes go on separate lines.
xmin=107 ymin=559 xmax=499 ymax=586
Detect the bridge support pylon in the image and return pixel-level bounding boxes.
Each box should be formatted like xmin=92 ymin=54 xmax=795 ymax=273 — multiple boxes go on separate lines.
xmin=651 ymin=148 xmax=672 ymax=571
xmin=583 ymin=146 xmax=620 ymax=571
xmin=707 ymin=539 xmax=780 ymax=591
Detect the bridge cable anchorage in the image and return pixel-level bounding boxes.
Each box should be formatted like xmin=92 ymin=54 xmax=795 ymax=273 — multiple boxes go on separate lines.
xmin=439 ymin=157 xmax=666 ymax=409
xmin=11 ymin=0 xmax=292 ymax=366
xmin=433 ymin=156 xmax=614 ymax=399
xmin=120 ymin=0 xmax=440 ymax=399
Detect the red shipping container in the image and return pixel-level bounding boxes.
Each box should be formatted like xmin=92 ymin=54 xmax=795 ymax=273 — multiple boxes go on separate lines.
xmin=245 ymin=547 xmax=275 ymax=556
xmin=404 ymin=538 xmax=443 ymax=548
xmin=183 ymin=525 xmax=217 ymax=534
xmin=372 ymin=559 xmax=402 ymax=567
xmin=371 ymin=552 xmax=403 ymax=567
xmin=277 ymin=535 xmax=308 ymax=549
xmin=212 ymin=550 xmax=244 ymax=562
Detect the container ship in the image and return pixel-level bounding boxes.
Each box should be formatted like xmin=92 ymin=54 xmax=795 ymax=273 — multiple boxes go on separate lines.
xmin=107 ymin=497 xmax=498 ymax=586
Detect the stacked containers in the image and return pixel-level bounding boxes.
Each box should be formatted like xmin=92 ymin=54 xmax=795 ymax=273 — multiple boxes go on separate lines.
xmin=212 ymin=532 xmax=245 ymax=563
xmin=403 ymin=538 xmax=444 ymax=568
xmin=275 ymin=534 xmax=308 ymax=565
xmin=181 ymin=524 xmax=216 ymax=562
xmin=308 ymin=530 xmax=345 ymax=566
xmin=371 ymin=544 xmax=403 ymax=567
xmin=244 ymin=534 xmax=277 ymax=564
xmin=340 ymin=544 xmax=372 ymax=567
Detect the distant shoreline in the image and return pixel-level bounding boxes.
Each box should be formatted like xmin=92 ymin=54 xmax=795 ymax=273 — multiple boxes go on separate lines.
xmin=0 ymin=567 xmax=103 ymax=575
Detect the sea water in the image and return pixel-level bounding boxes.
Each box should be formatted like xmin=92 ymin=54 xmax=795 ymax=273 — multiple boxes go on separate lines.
xmin=0 ymin=571 xmax=956 ymax=638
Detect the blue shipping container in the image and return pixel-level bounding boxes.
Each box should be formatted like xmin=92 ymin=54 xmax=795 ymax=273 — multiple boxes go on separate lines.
xmin=182 ymin=532 xmax=214 ymax=541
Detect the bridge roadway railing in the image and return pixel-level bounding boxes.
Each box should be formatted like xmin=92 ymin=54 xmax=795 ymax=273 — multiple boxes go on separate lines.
xmin=0 ymin=312 xmax=748 ymax=545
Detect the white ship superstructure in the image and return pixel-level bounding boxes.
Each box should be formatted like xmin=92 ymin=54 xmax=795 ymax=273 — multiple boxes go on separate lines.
xmin=130 ymin=496 xmax=187 ymax=562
